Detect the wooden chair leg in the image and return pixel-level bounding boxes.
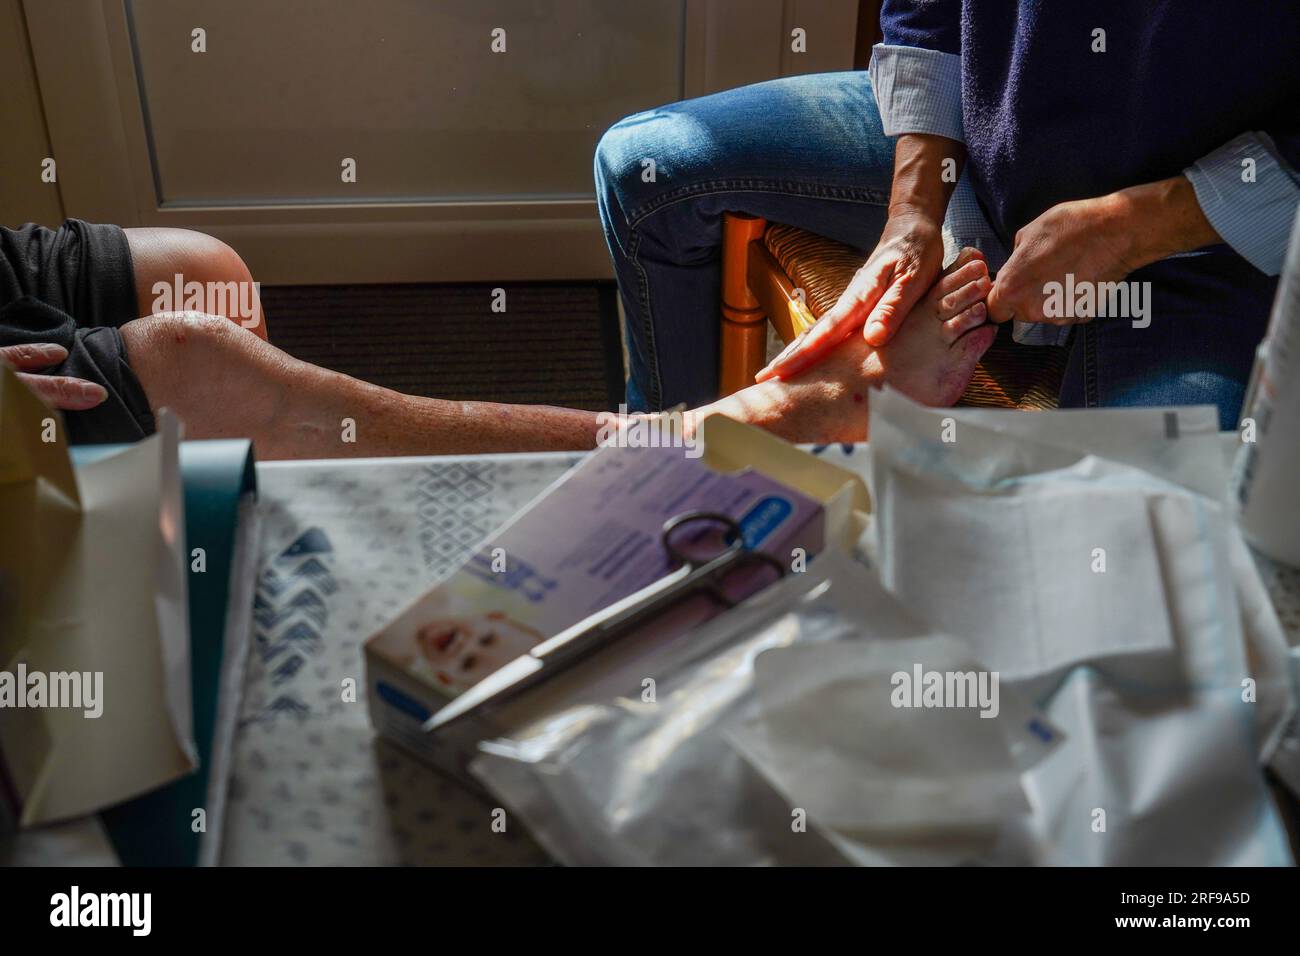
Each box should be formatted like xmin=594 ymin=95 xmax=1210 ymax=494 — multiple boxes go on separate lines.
xmin=719 ymin=212 xmax=768 ymax=397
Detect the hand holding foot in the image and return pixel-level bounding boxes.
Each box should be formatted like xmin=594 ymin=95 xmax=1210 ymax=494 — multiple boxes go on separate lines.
xmin=692 ymin=248 xmax=996 ymax=444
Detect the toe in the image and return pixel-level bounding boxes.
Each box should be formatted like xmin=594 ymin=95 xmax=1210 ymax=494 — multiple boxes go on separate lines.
xmin=938 ymin=271 xmax=991 ymax=318
xmin=947 ymin=246 xmax=985 ymax=272
xmin=942 ymin=302 xmax=988 ymax=342
xmin=935 ymin=258 xmax=988 ymax=300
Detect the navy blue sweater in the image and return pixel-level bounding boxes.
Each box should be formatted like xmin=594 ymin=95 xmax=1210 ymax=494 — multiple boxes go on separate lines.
xmin=882 ymin=0 xmax=1300 ymax=247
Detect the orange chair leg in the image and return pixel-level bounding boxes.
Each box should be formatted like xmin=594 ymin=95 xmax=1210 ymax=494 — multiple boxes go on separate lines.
xmin=719 ymin=212 xmax=769 ymax=397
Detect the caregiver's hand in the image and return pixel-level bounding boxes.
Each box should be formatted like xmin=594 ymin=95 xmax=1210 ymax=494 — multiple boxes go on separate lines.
xmin=757 ymin=132 xmax=963 ymax=383
xmin=755 ymin=212 xmax=945 ymax=382
xmin=0 ymin=343 xmax=107 ymax=410
xmin=986 ymin=175 xmax=1221 ymax=326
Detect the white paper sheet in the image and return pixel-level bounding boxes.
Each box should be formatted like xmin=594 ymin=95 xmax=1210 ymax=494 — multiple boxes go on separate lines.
xmin=865 ymin=388 xmax=1297 ymax=865
xmin=877 ymin=463 xmax=1176 ymax=678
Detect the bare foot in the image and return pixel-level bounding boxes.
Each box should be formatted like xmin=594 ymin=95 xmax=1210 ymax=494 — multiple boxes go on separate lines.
xmin=691 ymin=248 xmax=996 ymax=444
xmin=862 ymin=246 xmax=995 ymax=407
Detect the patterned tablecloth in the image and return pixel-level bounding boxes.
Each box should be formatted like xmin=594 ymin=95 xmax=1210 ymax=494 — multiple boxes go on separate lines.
xmin=220 ymin=452 xmax=583 ymax=865
xmin=219 ymin=446 xmax=1300 ymax=866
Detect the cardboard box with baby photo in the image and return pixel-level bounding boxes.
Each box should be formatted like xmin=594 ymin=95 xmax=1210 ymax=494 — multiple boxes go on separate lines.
xmin=364 ymin=414 xmax=870 ymax=779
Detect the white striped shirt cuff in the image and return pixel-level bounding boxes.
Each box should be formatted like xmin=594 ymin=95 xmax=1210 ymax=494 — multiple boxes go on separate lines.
xmin=1184 ymin=132 xmax=1300 ymax=276
xmin=869 ymin=43 xmax=964 ymax=143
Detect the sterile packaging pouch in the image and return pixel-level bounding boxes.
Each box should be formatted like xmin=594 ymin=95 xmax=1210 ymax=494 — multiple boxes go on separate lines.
xmin=727 ymin=634 xmax=1058 ymax=841
xmin=470 ymin=549 xmax=1061 ymax=865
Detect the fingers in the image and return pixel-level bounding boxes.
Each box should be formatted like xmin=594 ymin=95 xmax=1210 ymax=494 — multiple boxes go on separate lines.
xmin=755 ymin=301 xmax=856 ymax=383
xmin=0 ymin=342 xmax=68 ymax=371
xmin=984 ymin=261 xmax=1037 ymax=323
xmin=935 ymin=261 xmax=991 ymax=314
xmin=1 ymin=342 xmax=105 ymax=409
xmin=984 ymin=278 xmax=1009 ymax=323
xmin=985 ymin=238 xmax=1047 ymax=325
xmin=862 ymin=270 xmax=930 ymax=347
xmin=756 ymin=258 xmax=893 ymax=382
xmin=985 ymin=273 xmax=1040 ymax=325
xmin=16 ymin=372 xmax=108 ymax=410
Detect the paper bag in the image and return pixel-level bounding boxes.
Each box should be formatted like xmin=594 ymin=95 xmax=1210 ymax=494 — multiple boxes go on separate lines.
xmin=0 ymin=365 xmax=196 ymax=827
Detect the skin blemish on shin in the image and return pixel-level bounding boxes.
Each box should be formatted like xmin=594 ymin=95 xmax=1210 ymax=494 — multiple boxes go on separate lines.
xmin=853 ymin=392 xmax=864 ymax=404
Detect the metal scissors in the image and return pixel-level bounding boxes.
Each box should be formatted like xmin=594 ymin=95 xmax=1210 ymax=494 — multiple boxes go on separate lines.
xmin=422 ymin=510 xmax=786 ymax=734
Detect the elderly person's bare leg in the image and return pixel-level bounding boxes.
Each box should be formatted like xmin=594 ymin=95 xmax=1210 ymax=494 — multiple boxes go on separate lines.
xmin=120 ymin=312 xmax=603 ymax=459
xmin=115 ymin=248 xmax=993 ymax=457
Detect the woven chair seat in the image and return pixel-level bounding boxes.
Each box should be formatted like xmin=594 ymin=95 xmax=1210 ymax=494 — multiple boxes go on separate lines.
xmin=764 ymin=224 xmax=1066 ymax=410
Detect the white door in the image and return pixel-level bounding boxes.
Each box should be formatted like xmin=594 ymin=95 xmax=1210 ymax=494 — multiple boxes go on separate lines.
xmin=6 ymin=0 xmax=857 ymax=282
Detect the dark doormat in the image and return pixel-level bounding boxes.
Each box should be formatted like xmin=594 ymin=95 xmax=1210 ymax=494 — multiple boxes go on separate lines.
xmin=259 ymin=281 xmax=624 ymax=411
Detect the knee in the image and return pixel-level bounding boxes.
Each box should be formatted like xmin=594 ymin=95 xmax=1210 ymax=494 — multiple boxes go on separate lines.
xmin=594 ymin=108 xmax=682 ymax=221
xmin=133 ymin=228 xmax=266 ymax=337
xmin=139 ymin=229 xmax=252 ymax=289
xmin=182 ymin=231 xmax=252 ymax=284
xmin=594 ymin=118 xmax=636 ymax=222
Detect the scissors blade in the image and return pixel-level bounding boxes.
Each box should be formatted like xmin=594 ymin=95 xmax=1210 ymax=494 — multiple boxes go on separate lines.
xmin=421 ymin=653 xmax=544 ymax=734
xmin=421 ymin=565 xmax=695 ymax=737
xmin=419 ymin=539 xmax=769 ymax=738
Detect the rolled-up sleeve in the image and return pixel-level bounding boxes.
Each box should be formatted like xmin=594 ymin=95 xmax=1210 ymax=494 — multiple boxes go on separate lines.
xmin=1184 ymin=131 xmax=1300 ymax=276
xmin=872 ymin=0 xmax=963 ymax=142
xmin=869 ymin=43 xmax=964 ymax=142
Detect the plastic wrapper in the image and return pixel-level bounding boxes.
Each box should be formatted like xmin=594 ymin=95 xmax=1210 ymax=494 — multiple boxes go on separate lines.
xmin=470 ymin=551 xmax=1057 ymax=865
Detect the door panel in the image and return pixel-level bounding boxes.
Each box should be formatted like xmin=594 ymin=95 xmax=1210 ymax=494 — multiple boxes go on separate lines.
xmin=127 ymin=0 xmax=686 ymax=205
xmin=15 ymin=0 xmax=858 ymax=282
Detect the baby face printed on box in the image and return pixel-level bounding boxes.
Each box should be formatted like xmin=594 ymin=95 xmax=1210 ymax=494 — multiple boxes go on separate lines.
xmin=408 ymin=613 xmax=542 ymax=694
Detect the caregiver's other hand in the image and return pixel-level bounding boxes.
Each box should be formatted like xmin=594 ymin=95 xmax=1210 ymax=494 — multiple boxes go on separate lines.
xmin=0 ymin=343 xmax=107 ymax=410
xmin=986 ymin=176 xmax=1221 ymax=326
xmin=756 ymin=210 xmax=947 ymax=382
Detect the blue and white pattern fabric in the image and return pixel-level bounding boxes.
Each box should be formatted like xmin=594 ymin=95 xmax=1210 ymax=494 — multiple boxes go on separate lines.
xmin=1185 ymin=132 xmax=1300 ymax=277
xmin=224 ymin=453 xmax=585 ymax=865
xmin=867 ymin=43 xmax=963 ymax=143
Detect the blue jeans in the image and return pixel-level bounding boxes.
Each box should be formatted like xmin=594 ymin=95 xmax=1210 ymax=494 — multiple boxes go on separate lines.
xmin=594 ymin=72 xmax=1276 ymax=429
xmin=1059 ymin=252 xmax=1276 ymax=428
